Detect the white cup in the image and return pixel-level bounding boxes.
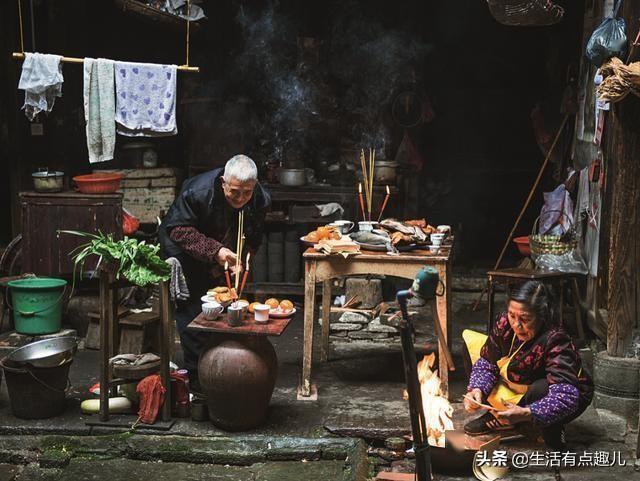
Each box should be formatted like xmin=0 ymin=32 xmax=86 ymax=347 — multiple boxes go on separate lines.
xmin=437 ymin=225 xmax=451 ymax=234
xmin=254 ymin=304 xmax=270 ymax=323
xmin=329 ymin=220 xmax=354 ymax=234
xmin=430 ymin=233 xmax=446 ymax=246
xmin=358 ymin=221 xmax=379 ymax=232
xmin=202 ymin=301 xmax=223 ymax=320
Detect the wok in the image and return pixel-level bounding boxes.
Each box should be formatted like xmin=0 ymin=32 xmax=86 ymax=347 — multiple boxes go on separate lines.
xmin=7 ymin=337 xmax=77 ymax=368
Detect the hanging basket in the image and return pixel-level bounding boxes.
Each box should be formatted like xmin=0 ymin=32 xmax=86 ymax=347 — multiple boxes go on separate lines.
xmin=114 ymin=0 xmax=202 ymax=31
xmin=528 ymin=216 xmax=576 ymax=257
xmin=487 ymin=0 xmax=564 ymax=27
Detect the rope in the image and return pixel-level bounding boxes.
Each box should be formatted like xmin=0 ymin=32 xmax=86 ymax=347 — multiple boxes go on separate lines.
xmin=17 ymin=0 xmax=24 ymax=53
xmin=185 ymin=0 xmax=191 ymax=67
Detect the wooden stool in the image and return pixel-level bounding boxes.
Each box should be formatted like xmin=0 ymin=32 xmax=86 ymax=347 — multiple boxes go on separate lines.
xmin=118 ymin=312 xmax=160 ymax=355
xmin=486 ymin=268 xmax=585 ymax=339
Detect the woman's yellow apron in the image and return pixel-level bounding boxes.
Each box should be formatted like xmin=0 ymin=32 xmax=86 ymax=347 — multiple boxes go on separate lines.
xmin=462 ymin=329 xmax=529 ymax=411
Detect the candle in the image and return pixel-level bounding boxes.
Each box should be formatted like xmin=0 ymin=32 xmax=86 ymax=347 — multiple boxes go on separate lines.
xmin=358 ymin=182 xmax=367 ymax=221
xmin=224 ymin=261 xmax=232 ymax=290
xmin=377 ymin=185 xmax=390 ymax=222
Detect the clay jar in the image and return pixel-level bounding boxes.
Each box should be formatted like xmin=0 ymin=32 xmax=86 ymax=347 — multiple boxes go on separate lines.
xmin=198 ymin=335 xmax=277 ymax=431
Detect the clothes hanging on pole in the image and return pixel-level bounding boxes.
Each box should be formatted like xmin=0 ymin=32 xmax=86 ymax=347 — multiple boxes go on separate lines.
xmin=83 ymin=58 xmax=116 ymax=163
xmin=18 ymin=52 xmax=64 ymax=121
xmin=114 ymin=61 xmax=178 ymax=137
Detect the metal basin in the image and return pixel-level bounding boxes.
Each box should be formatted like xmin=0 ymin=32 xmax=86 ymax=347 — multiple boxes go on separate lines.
xmin=7 ymin=337 xmax=77 ymax=369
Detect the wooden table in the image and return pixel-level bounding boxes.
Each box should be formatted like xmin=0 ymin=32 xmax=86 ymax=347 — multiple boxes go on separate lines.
xmin=188 ymin=312 xmax=293 ymax=337
xmin=300 ymin=245 xmax=453 ymax=399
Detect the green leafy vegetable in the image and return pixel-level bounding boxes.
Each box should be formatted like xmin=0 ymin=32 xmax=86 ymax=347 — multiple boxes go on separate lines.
xmin=59 ymin=230 xmax=171 ymax=287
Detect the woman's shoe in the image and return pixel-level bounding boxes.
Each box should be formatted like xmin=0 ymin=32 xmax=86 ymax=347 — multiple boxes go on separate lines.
xmin=464 ymin=411 xmax=515 ymax=436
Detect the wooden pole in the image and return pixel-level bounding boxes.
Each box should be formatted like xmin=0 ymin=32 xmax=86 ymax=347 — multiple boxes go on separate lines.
xmin=472 ymin=114 xmax=570 ymax=311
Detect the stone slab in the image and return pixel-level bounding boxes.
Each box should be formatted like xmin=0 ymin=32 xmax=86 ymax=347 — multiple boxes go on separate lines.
xmin=348 ymin=331 xmax=389 ymax=340
xmin=331 ymin=323 xmax=363 ymax=332
xmin=365 ymin=318 xmax=398 ymax=334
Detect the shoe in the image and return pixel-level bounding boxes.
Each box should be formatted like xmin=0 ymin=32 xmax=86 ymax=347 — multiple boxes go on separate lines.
xmin=464 ymin=411 xmax=515 ymax=436
xmin=542 ymin=424 xmax=567 ymax=451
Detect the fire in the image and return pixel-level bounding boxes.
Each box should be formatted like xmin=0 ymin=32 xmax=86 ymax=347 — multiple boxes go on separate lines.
xmin=416 ymin=353 xmax=454 ymax=447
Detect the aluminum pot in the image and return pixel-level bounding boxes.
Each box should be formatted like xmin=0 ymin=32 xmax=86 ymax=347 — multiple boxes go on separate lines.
xmin=7 ymin=337 xmax=77 ymax=369
xmin=278 ymin=168 xmax=306 ymax=186
xmin=32 ymin=170 xmax=64 ymax=193
xmin=373 ymin=161 xmax=398 ymax=184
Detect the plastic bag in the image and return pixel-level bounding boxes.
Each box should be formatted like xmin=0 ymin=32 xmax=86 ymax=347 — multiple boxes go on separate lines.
xmin=586 ymin=6 xmax=627 ymax=67
xmin=533 ymin=251 xmax=588 ymax=275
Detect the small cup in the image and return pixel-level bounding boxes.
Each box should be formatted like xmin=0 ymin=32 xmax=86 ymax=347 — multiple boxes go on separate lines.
xmin=254 ymin=304 xmax=270 ymax=323
xmin=235 ymin=300 xmax=249 ymax=313
xmin=227 ymin=305 xmax=243 ymax=326
xmin=430 ymin=233 xmax=446 ymax=246
xmin=358 ymin=221 xmax=378 ymax=232
xmin=202 ymin=301 xmax=223 ymax=320
xmin=329 ymin=220 xmax=354 ymax=234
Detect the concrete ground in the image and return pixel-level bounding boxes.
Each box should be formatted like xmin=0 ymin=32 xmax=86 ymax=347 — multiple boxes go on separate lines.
xmin=0 ymin=272 xmax=638 ymax=480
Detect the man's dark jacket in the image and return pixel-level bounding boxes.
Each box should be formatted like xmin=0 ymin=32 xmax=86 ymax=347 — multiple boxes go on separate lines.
xmin=159 ymin=168 xmax=271 ymax=297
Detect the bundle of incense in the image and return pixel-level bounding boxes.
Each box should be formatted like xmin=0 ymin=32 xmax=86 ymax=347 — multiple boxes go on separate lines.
xmin=358 ymin=183 xmax=367 ymax=221
xmin=234 ymin=210 xmax=245 ymax=291
xmin=377 ymin=185 xmax=390 ymax=222
xmin=359 ymin=148 xmax=376 ymax=221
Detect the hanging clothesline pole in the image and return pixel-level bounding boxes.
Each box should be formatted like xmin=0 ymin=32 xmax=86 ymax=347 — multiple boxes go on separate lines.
xmin=17 ymin=0 xmax=24 ymax=53
xmin=183 ymin=0 xmax=191 ymax=68
xmin=11 ymin=52 xmax=200 ymax=72
xmin=12 ymin=0 xmax=199 ymax=73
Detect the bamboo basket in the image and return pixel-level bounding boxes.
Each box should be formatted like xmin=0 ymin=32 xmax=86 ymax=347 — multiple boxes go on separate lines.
xmin=528 ymin=216 xmax=576 ymax=257
xmin=114 ymin=0 xmax=202 ymax=31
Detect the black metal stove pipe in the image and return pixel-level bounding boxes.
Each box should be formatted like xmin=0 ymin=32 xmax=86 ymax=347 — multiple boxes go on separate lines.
xmin=397 ymin=289 xmax=432 ymax=481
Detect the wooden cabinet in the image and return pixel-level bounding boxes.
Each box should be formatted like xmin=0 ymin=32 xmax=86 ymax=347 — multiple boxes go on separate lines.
xmin=20 ymin=192 xmax=123 ymax=277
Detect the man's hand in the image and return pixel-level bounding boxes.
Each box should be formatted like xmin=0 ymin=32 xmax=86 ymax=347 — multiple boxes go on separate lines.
xmin=215 ymin=247 xmax=242 ymax=274
xmin=464 ymin=388 xmax=484 ymax=413
xmin=494 ymin=401 xmax=532 ymax=425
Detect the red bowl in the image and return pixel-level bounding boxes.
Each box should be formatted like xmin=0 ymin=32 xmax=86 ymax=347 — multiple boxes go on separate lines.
xmin=513 ymin=236 xmax=531 ymax=257
xmin=73 ymin=173 xmax=123 ymax=194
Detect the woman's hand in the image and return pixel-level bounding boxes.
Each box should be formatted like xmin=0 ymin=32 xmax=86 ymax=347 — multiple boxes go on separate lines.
xmin=494 ymin=401 xmax=532 ymax=425
xmin=464 ymin=388 xmax=484 ymax=413
xmin=215 ymin=248 xmax=242 ymax=274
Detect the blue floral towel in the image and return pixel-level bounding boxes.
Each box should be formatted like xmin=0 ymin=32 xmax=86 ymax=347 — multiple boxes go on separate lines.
xmin=114 ymin=61 xmax=177 ymax=137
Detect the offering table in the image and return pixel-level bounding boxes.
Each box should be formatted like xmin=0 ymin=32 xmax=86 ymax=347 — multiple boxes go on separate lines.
xmin=300 ymin=244 xmax=453 ymax=400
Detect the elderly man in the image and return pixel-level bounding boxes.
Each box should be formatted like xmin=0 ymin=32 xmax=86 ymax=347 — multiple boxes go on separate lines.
xmin=159 ymin=155 xmax=271 ymax=389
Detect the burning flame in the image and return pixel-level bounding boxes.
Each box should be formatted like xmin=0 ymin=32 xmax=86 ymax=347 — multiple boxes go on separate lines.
xmin=406 ymin=353 xmax=454 ymax=447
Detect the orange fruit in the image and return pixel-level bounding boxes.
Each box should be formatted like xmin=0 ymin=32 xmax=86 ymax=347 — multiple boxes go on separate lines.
xmin=249 ymin=302 xmax=260 ymax=313
xmin=265 ymin=298 xmax=279 ymax=309
xmin=279 ymin=299 xmax=294 ymax=312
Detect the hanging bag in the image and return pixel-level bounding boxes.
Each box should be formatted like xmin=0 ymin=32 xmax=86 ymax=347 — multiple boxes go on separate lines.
xmin=586 ymin=0 xmax=627 ymax=67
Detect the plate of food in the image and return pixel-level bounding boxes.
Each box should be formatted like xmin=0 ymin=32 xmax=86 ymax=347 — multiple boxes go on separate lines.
xmin=300 ymin=226 xmax=341 ymax=247
xmin=206 ymin=286 xmax=235 ymax=307
xmin=262 ymin=298 xmax=296 ymax=318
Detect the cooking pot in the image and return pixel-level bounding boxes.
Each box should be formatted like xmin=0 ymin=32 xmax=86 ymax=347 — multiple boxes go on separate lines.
xmin=32 ymin=170 xmax=64 ymax=193
xmin=278 ymin=168 xmax=306 ymax=186
xmin=373 ymin=161 xmax=398 ymax=184
xmin=7 ymin=337 xmax=77 ymax=369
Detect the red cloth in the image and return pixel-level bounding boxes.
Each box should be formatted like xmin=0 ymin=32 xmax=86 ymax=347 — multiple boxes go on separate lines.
xmin=136 ymin=374 xmax=166 ymax=424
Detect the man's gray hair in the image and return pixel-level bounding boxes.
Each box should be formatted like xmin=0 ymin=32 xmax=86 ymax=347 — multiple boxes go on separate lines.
xmin=223 ymin=154 xmax=258 ymax=182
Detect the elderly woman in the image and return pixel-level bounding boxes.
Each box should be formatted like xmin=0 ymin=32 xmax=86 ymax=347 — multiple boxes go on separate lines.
xmin=159 ymin=155 xmax=271 ymax=390
xmin=463 ymin=281 xmax=593 ymax=450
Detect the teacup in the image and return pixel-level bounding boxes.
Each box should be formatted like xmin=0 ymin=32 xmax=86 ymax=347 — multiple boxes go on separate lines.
xmin=358 ymin=221 xmax=379 ymax=232
xmin=329 ymin=220 xmax=354 ymax=234
xmin=430 ymin=233 xmax=446 ymax=246
xmin=202 ymin=301 xmax=223 ymax=321
xmin=254 ymin=304 xmax=270 ymax=323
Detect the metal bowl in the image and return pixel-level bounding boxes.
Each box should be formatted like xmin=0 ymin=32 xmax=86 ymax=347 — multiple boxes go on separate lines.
xmin=7 ymin=337 xmax=77 ymax=369
xmin=278 ymin=168 xmax=306 ymax=186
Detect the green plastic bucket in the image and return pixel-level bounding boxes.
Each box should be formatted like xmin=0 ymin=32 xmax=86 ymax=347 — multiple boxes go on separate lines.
xmin=7 ymin=278 xmax=67 ymax=335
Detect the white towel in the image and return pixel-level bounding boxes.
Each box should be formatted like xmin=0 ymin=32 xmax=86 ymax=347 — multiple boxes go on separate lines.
xmin=114 ymin=61 xmax=177 ymax=137
xmin=18 ymin=52 xmax=64 ymax=121
xmin=83 ymin=58 xmax=116 ymax=163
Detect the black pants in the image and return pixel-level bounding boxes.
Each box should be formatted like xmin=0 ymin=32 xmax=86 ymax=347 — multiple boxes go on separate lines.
xmin=519 ymin=378 xmax=592 ymax=449
xmin=174 ymin=298 xmax=209 ymax=382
